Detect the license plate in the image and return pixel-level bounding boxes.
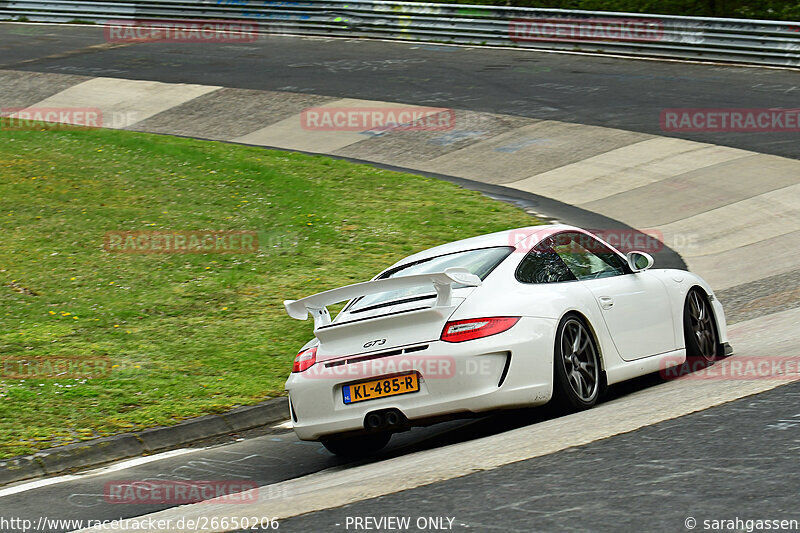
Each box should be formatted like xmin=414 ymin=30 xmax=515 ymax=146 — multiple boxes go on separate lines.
xmin=342 ymin=373 xmax=419 ymax=404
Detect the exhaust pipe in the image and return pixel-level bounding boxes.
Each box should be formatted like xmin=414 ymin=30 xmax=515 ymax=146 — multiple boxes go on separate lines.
xmin=365 ymin=412 xmax=384 ymax=430
xmin=384 ymin=410 xmax=401 ymax=426
xmin=364 ymin=409 xmax=406 ymax=431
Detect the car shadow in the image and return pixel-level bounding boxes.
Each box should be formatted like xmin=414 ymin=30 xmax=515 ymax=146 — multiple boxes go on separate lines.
xmin=339 ymin=369 xmax=672 ymax=465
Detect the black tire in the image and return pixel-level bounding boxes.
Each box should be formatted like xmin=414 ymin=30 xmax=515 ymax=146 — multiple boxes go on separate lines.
xmin=321 ymin=432 xmax=391 ymax=457
xmin=552 ymin=315 xmax=602 ymax=411
xmin=683 ymin=289 xmax=718 ymax=365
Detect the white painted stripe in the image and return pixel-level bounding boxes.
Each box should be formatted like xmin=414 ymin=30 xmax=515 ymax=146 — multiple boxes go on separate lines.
xmin=684 ymin=229 xmax=800 ymax=291
xmin=419 ymin=120 xmax=650 ymax=183
xmin=503 ymin=138 xmax=751 ymax=205
xmin=73 ymin=307 xmax=800 ymax=532
xmin=0 ymin=448 xmax=198 ymax=499
xmin=13 ymin=77 xmax=220 ymax=129
xmin=660 ymin=181 xmax=800 ymax=258
xmin=234 ymin=98 xmax=446 ymax=154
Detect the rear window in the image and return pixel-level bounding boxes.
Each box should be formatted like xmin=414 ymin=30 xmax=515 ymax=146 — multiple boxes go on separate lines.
xmin=347 ymin=246 xmax=513 ymax=313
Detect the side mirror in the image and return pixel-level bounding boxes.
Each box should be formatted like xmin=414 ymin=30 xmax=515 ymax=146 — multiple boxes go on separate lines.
xmin=627 ymin=251 xmax=654 ymax=272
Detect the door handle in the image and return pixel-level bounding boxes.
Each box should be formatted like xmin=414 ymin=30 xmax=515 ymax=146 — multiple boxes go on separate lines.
xmin=598 ymin=296 xmax=614 ymax=310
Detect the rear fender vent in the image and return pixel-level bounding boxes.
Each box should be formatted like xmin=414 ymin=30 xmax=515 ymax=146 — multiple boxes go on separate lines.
xmin=498 ymin=352 xmax=512 ymax=387
xmin=288 ymin=396 xmax=298 ymax=423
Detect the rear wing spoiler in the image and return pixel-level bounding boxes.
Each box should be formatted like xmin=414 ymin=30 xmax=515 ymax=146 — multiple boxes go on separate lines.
xmin=283 ymin=267 xmax=482 ymax=329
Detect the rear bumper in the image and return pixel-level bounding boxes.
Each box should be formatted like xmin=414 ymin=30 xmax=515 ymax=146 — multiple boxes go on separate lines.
xmin=285 ymin=317 xmax=556 ymax=441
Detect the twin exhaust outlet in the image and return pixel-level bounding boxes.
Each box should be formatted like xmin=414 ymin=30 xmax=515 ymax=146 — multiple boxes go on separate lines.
xmin=364 ymin=408 xmax=407 ymax=431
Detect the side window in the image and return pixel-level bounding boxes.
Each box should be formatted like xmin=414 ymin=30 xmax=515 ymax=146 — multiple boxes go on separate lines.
xmin=516 ymin=247 xmax=577 ymax=284
xmin=550 ymin=232 xmax=627 ymax=281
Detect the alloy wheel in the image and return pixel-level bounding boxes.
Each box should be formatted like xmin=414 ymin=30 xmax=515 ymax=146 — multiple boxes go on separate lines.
xmin=688 ymin=290 xmax=717 ymax=362
xmin=560 ymin=318 xmax=600 ymax=402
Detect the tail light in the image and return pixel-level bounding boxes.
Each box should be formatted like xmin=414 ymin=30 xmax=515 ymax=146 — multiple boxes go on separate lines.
xmin=441 ymin=317 xmax=520 ymax=343
xmin=292 ymin=346 xmax=317 ymax=373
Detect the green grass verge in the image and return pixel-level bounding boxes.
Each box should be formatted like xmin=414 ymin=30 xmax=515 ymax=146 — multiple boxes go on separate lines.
xmin=0 ymin=126 xmax=539 ymax=458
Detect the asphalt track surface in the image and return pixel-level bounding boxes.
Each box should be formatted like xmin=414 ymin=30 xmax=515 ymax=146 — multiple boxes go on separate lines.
xmin=1 ymin=24 xmax=799 ymax=159
xmin=2 ymin=23 xmax=800 ymax=533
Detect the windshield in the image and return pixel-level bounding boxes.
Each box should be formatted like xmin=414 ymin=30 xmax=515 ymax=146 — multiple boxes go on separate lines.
xmin=347 ymin=246 xmax=513 ymax=313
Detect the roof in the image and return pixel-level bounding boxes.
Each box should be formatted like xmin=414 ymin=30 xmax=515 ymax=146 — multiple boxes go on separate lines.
xmin=385 ymin=224 xmax=577 ymax=271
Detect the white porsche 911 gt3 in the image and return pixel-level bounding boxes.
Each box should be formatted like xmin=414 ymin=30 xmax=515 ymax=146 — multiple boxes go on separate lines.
xmin=283 ymin=224 xmax=730 ymax=456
